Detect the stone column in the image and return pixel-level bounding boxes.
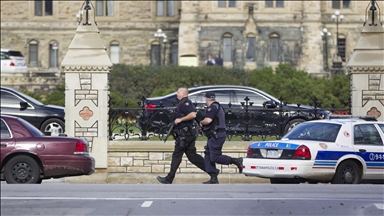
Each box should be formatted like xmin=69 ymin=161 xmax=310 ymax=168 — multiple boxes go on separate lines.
xmin=299 ymin=1 xmax=324 ymax=76
xmin=346 ymin=1 xmax=384 ymax=121
xmin=61 ymin=2 xmax=112 ymax=182
xmin=178 ymin=1 xmax=200 ymax=64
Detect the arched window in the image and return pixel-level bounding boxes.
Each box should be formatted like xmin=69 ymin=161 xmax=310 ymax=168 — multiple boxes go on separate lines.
xmin=246 ymin=34 xmax=256 ymax=61
xmin=151 ymin=41 xmax=160 ymax=66
xmin=223 ymin=33 xmax=232 ymax=62
xmin=337 ymin=35 xmax=346 ymax=62
xmin=29 ymin=40 xmax=38 ymax=67
xmin=49 ymin=41 xmax=59 ymax=68
xmin=170 ymin=41 xmax=178 ymax=65
xmin=110 ymin=41 xmax=119 ymax=64
xmin=269 ymin=33 xmax=279 ymax=62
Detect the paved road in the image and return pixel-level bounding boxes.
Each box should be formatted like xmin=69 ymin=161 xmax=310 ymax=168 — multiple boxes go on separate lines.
xmin=1 ymin=183 xmax=383 ymax=216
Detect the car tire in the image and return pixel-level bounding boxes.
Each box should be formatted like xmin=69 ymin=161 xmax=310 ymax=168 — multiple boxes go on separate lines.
xmin=41 ymin=118 xmax=65 ymax=136
xmin=331 ymin=160 xmax=361 ymax=184
xmin=284 ymin=118 xmax=306 ymax=134
xmin=4 ymin=155 xmax=42 ymax=184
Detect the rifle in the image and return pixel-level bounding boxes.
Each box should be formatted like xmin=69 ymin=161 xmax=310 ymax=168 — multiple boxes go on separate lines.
xmin=164 ymin=106 xmax=177 ymax=143
xmin=163 ymin=122 xmax=175 ymax=143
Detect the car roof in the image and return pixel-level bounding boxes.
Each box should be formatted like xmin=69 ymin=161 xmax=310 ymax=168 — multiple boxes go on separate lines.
xmin=304 ymin=117 xmax=383 ymax=125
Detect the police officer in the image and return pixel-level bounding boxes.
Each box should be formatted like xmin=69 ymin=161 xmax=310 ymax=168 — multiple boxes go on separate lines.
xmin=199 ymin=92 xmax=243 ymax=184
xmin=157 ymin=87 xmax=208 ymax=184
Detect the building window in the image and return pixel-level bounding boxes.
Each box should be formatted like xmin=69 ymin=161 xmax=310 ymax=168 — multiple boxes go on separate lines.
xmin=218 ymin=0 xmax=236 ymax=8
xmin=223 ymin=34 xmax=232 ymax=62
xmin=265 ymin=0 xmax=284 ymax=8
xmin=110 ymin=43 xmax=119 ymax=64
xmin=49 ymin=41 xmax=58 ymax=68
xmin=96 ymin=0 xmax=114 ymax=16
xmin=170 ymin=42 xmax=178 ymax=65
xmin=270 ymin=34 xmax=279 ymax=62
xmin=332 ymin=0 xmax=350 ymax=9
xmin=157 ymin=0 xmax=175 ymax=16
xmin=29 ymin=40 xmax=38 ymax=67
xmin=246 ymin=36 xmax=256 ymax=62
xmin=35 ymin=0 xmax=53 ymax=16
xmin=337 ymin=38 xmax=346 ymax=62
xmin=151 ymin=44 xmax=160 ymax=66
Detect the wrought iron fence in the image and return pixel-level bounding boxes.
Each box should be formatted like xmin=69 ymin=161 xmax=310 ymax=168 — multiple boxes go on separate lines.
xmin=108 ymin=96 xmax=351 ymax=142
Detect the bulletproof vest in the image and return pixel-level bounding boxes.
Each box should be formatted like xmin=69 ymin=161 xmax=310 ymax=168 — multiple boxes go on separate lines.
xmin=174 ymin=97 xmax=193 ymax=129
xmin=203 ymin=102 xmax=226 ymax=131
xmin=207 ymin=59 xmax=214 ymax=66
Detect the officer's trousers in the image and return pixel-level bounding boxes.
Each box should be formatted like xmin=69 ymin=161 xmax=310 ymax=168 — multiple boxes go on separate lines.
xmin=165 ymin=134 xmax=206 ymax=182
xmin=204 ymin=131 xmax=232 ymax=174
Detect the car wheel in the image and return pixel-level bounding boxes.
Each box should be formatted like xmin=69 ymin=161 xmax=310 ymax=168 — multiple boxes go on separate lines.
xmin=284 ymin=119 xmax=306 ymax=134
xmin=41 ymin=118 xmax=65 ymax=136
xmin=4 ymin=155 xmax=42 ymax=184
xmin=270 ymin=178 xmax=300 ymax=184
xmin=331 ymin=160 xmax=361 ymax=184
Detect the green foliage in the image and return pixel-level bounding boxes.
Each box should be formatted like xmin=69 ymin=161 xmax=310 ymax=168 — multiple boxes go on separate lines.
xmin=43 ymin=84 xmax=65 ymax=106
xmin=27 ymin=64 xmax=350 ymax=110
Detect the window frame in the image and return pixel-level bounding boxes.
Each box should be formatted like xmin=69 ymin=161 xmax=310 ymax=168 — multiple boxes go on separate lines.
xmin=28 ymin=40 xmax=39 ymax=67
xmin=223 ymin=34 xmax=232 ymax=62
xmin=151 ymin=44 xmax=160 ymax=66
xmin=34 ymin=0 xmax=53 ymax=16
xmin=246 ymin=36 xmax=256 ymax=62
xmin=110 ymin=42 xmax=120 ymax=64
xmin=95 ymin=0 xmax=115 ymax=16
xmin=170 ymin=42 xmax=178 ymax=65
xmin=265 ymin=0 xmax=284 ymax=8
xmin=156 ymin=0 xmax=175 ymax=17
xmin=337 ymin=37 xmax=346 ymax=62
xmin=332 ymin=0 xmax=351 ymax=9
xmin=269 ymin=33 xmax=280 ymax=62
xmin=49 ymin=41 xmax=59 ymax=68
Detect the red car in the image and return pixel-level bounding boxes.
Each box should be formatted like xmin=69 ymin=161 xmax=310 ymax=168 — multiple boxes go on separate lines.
xmin=0 ymin=115 xmax=95 ymax=184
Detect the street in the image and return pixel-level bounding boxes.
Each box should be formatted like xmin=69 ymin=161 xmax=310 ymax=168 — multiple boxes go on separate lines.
xmin=1 ymin=182 xmax=383 ymax=216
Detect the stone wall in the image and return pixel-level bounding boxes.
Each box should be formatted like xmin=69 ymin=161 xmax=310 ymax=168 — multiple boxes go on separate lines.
xmin=2 ymin=1 xmax=382 ymax=75
xmin=73 ymin=141 xmax=266 ymax=184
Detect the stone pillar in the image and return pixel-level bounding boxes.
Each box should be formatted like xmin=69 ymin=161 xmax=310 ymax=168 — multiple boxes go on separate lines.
xmin=346 ymin=1 xmax=384 ymax=121
xmin=300 ymin=1 xmax=324 ymax=76
xmin=178 ymin=1 xmax=200 ymax=61
xmin=61 ymin=2 xmax=112 ymax=182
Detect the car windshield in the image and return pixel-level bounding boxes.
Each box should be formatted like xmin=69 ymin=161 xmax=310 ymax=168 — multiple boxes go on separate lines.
xmin=18 ymin=117 xmax=44 ymax=137
xmin=283 ymin=122 xmax=341 ymax=142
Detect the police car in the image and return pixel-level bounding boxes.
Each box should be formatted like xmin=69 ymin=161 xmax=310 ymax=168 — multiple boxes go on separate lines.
xmin=242 ymin=116 xmax=384 ymax=184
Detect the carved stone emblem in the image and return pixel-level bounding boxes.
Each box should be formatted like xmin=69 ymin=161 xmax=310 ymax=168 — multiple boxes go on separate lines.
xmin=367 ymin=107 xmax=381 ymax=118
xmin=79 ymin=106 xmax=94 ymax=120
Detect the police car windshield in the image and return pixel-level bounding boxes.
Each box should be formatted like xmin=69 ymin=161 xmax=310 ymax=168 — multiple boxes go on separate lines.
xmin=284 ymin=122 xmax=342 ymax=142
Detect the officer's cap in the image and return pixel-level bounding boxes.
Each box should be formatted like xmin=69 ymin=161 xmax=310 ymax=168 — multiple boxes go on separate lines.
xmin=204 ymin=92 xmax=216 ymax=99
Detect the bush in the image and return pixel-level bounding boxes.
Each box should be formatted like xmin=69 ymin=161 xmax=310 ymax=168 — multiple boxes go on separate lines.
xmin=29 ymin=64 xmax=350 ymax=109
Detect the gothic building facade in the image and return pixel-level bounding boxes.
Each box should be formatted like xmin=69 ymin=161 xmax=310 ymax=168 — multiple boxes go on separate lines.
xmin=1 ymin=1 xmax=382 ymax=76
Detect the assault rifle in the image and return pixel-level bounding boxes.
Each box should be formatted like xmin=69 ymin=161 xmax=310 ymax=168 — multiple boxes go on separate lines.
xmin=163 ymin=122 xmax=175 ymax=143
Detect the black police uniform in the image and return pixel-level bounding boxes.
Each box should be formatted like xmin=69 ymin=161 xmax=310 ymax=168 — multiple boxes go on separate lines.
xmin=202 ymin=92 xmax=243 ymax=184
xmin=158 ymin=97 xmax=206 ymax=184
xmin=202 ymin=101 xmax=231 ymax=174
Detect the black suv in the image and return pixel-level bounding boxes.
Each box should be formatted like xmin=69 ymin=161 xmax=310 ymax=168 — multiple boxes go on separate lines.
xmin=0 ymin=86 xmax=65 ymax=136
xmin=137 ymin=85 xmax=331 ymax=136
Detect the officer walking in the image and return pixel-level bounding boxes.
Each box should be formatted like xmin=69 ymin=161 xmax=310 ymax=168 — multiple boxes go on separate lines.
xmin=199 ymin=92 xmax=243 ymax=184
xmin=157 ymin=87 xmax=208 ymax=184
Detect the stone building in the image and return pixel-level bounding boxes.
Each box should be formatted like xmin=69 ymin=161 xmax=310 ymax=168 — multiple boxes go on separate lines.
xmin=1 ymin=1 xmax=382 ymax=76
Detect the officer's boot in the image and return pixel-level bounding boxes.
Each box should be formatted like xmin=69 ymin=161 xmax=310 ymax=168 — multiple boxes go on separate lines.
xmin=231 ymin=157 xmax=243 ymax=173
xmin=203 ymin=170 xmax=219 ymax=184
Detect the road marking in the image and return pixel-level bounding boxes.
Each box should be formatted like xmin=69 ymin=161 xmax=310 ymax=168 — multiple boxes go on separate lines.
xmin=374 ymin=203 xmax=384 ymax=210
xmin=141 ymin=201 xmax=153 ymax=207
xmin=0 ymin=197 xmax=382 ymax=202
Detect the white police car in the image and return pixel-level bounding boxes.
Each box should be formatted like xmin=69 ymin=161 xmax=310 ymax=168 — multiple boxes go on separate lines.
xmin=242 ymin=116 xmax=384 ymax=184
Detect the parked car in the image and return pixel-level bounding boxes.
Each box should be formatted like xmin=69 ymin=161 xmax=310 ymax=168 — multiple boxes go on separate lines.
xmin=242 ymin=115 xmax=384 ymax=184
xmin=137 ymin=85 xmax=331 ymax=135
xmin=0 ymin=53 xmax=27 ymax=73
xmin=0 ymin=115 xmax=95 ymax=184
xmin=1 ymin=48 xmax=26 ymax=66
xmin=0 ymin=86 xmax=65 ymax=136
